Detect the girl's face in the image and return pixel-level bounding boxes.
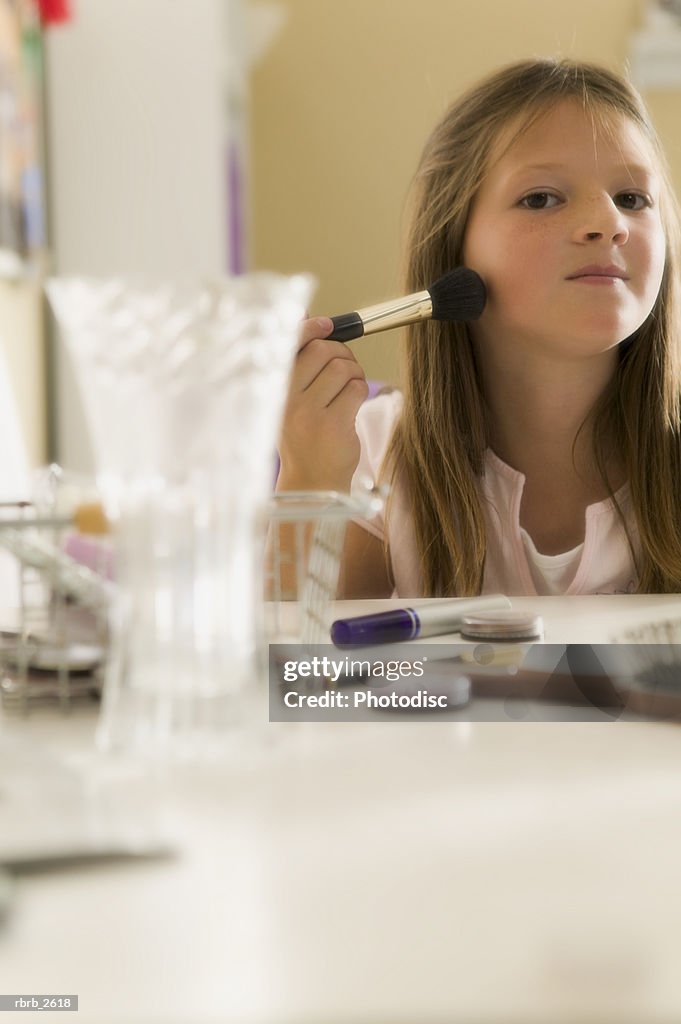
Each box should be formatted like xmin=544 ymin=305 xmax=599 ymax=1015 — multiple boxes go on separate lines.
xmin=462 ymin=99 xmax=666 ymax=361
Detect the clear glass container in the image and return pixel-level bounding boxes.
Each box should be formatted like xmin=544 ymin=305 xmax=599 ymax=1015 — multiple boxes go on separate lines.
xmin=47 ymin=272 xmax=312 ymax=759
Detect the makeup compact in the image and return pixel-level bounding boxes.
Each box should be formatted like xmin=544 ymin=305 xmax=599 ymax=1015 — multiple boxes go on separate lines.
xmin=460 ymin=611 xmax=544 ymax=642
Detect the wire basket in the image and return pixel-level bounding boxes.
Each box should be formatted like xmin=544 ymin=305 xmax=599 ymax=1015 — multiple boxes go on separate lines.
xmin=0 ymin=486 xmax=384 ymax=712
xmin=0 ymin=501 xmax=110 ymax=712
xmin=263 ymin=488 xmax=384 ymax=646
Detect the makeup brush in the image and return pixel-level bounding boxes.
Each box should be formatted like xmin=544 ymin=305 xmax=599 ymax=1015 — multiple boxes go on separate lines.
xmin=328 ymin=266 xmax=486 ymax=342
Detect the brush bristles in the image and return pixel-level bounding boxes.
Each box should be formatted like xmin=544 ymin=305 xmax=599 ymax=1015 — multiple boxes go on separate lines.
xmin=428 ymin=267 xmax=486 ymax=322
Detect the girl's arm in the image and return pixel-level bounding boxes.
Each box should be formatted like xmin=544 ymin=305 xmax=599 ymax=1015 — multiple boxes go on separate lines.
xmin=274 ymin=316 xmax=391 ymax=599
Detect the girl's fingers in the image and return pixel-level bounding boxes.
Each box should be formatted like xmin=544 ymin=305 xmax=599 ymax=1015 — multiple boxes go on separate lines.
xmin=298 ymin=316 xmax=335 ymax=350
xmin=292 ymin=320 xmax=362 ymax=394
xmin=326 ymin=374 xmax=370 ymax=418
xmin=301 ymin=356 xmax=367 ymax=410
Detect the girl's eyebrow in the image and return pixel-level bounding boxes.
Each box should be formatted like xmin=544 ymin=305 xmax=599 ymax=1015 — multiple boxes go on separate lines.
xmin=509 ymin=162 xmax=565 ymax=175
xmin=507 ymin=161 xmax=656 ymax=181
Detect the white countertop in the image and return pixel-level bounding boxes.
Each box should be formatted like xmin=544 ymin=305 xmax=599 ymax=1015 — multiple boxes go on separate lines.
xmin=328 ymin=592 xmax=681 ymax=644
xmin=2 ymin=595 xmax=681 ymax=1023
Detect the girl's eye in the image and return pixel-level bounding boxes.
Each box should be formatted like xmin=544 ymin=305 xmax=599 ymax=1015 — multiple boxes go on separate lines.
xmin=519 ymin=192 xmax=561 ymax=210
xmin=616 ymin=192 xmax=651 ymax=211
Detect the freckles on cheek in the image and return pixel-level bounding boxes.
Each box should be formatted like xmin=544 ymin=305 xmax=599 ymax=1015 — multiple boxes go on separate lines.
xmin=463 ymin=209 xmax=548 ymax=304
xmin=482 ymin=249 xmax=536 ymax=309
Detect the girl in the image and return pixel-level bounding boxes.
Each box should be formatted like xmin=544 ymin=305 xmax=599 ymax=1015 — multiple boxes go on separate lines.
xmin=277 ymin=58 xmax=681 ymax=598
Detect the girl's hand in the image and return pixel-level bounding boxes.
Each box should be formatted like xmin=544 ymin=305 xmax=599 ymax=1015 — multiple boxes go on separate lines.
xmin=277 ymin=316 xmax=369 ymax=492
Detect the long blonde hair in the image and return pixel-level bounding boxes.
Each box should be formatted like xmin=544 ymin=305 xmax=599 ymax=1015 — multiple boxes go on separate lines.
xmin=385 ymin=58 xmax=681 ymax=595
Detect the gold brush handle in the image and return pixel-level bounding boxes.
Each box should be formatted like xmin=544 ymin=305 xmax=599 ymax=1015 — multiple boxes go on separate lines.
xmin=359 ymin=290 xmax=432 ymax=334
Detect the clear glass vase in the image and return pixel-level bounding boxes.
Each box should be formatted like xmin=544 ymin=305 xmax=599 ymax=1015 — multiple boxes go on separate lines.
xmin=47 ymin=273 xmax=312 ymax=759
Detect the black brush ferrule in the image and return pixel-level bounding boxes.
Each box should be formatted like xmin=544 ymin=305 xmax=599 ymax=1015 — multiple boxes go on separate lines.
xmin=329 ymin=312 xmax=364 ymax=343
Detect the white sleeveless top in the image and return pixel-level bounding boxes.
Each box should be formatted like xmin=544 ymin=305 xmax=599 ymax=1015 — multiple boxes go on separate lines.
xmin=351 ymin=390 xmax=638 ymax=597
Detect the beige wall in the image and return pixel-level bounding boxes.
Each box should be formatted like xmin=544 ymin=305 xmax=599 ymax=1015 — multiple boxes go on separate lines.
xmin=250 ymin=0 xmax=680 ymax=387
xmin=0 ymin=281 xmax=46 ymax=470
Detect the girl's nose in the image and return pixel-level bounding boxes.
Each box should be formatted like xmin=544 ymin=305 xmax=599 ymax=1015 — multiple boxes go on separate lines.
xmin=573 ymin=198 xmax=629 ymax=246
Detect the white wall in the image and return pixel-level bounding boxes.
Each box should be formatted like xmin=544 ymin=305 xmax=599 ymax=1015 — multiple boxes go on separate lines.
xmin=45 ymin=0 xmax=235 ymax=471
